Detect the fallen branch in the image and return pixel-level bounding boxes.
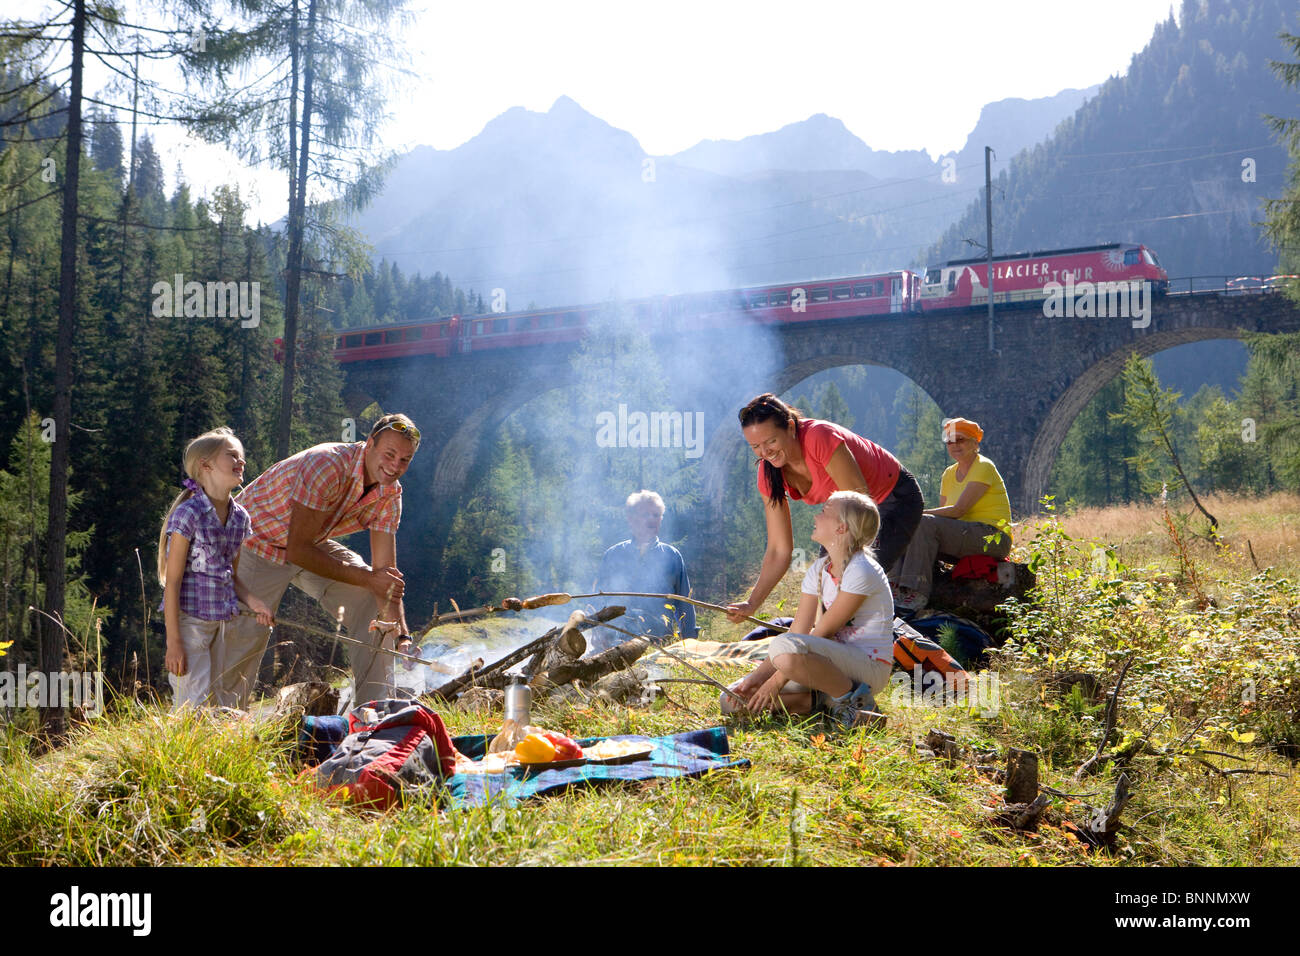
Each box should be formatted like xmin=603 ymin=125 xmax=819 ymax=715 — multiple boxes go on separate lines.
xmin=993 ymin=793 xmax=1051 ymax=832
xmin=1080 ymin=772 xmax=1133 ymax=846
xmin=1075 ymin=656 xmax=1134 ymax=780
xmin=1039 ymin=784 xmax=1107 ymax=799
xmin=1194 ymin=759 xmax=1283 ymax=778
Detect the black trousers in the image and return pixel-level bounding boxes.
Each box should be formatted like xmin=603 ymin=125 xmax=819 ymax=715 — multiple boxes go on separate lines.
xmin=875 ymin=466 xmax=925 ymax=572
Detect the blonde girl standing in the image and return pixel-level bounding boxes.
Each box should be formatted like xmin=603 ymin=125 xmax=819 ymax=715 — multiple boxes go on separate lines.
xmin=158 ymin=427 xmax=273 ymax=709
xmin=724 ymin=490 xmax=894 ymax=729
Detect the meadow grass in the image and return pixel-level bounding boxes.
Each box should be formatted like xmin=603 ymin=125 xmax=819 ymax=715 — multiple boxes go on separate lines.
xmin=1 ymin=495 xmax=1297 ymax=866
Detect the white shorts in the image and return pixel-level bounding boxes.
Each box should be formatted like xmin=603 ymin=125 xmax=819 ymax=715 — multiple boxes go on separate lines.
xmin=768 ymin=632 xmax=893 ymax=696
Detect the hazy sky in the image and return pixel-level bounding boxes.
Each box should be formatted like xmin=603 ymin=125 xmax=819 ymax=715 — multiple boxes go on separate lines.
xmin=43 ymin=0 xmax=1182 ymax=223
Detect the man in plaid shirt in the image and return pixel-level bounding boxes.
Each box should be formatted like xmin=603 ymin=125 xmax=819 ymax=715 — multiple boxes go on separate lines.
xmin=219 ymin=414 xmax=421 ymax=707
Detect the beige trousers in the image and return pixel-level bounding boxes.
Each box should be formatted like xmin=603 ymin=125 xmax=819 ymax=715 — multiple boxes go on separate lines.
xmin=169 ymin=614 xmax=226 ymax=711
xmin=218 ymin=541 xmax=392 ymax=708
xmin=894 ymin=515 xmax=1012 ymax=599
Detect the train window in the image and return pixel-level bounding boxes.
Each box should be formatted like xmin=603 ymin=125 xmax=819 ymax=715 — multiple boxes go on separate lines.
xmin=345 ymin=334 xmax=361 ymax=348
xmin=852 ymin=284 xmax=870 ymax=298
xmin=833 ymin=285 xmax=851 ymax=300
xmin=811 ymin=287 xmax=830 ymax=303
xmin=537 ymin=315 xmax=553 ymax=328
xmin=334 ymin=337 xmax=343 ymax=349
xmin=749 ymin=293 xmax=768 ymax=307
xmin=770 ymin=290 xmax=788 ymax=306
xmin=474 ymin=321 xmax=487 ymax=335
xmin=875 ymin=282 xmax=884 ymax=296
xmin=1143 ymin=249 xmax=1159 ymax=266
xmin=406 ymin=327 xmax=423 ymax=341
xmin=892 ymin=278 xmax=900 ymax=295
xmin=364 ymin=332 xmax=382 ymax=346
xmin=1124 ymin=249 xmax=1140 ymax=266
xmin=563 ymin=313 xmax=580 ymax=327
xmin=383 ymin=330 xmax=400 ymax=344
xmin=492 ymin=318 xmax=507 ymax=333
xmin=947 ymin=271 xmax=956 ymax=292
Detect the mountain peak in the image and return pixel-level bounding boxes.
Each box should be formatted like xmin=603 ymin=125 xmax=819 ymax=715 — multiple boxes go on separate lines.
xmin=549 ymin=94 xmax=586 ymax=115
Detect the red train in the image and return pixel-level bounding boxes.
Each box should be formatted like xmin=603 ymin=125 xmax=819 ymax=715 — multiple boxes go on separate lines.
xmin=919 ymin=242 xmax=1168 ymax=310
xmin=333 ymin=242 xmax=1167 ymax=363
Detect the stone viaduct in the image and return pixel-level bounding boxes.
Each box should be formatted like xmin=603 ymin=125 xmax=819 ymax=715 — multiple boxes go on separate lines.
xmin=341 ymin=292 xmax=1300 ymax=586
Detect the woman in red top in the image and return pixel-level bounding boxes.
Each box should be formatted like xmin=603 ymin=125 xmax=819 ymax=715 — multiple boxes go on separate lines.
xmin=725 ymin=393 xmax=924 ymax=623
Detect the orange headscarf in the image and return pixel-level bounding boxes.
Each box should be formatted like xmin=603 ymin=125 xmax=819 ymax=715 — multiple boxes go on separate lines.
xmin=942 ymin=418 xmax=984 ymax=443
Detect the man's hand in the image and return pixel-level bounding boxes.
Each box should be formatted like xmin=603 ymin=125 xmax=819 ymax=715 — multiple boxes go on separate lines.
xmin=369 ymin=565 xmax=405 ymax=604
xmin=246 ymin=595 xmax=275 ymax=627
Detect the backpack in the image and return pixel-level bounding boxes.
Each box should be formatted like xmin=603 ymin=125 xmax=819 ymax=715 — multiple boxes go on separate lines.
xmin=311 ymin=699 xmax=457 ymax=809
xmin=741 ymin=617 xmax=794 ymax=641
xmin=907 ymin=613 xmax=996 ymax=670
xmin=892 ymin=618 xmax=968 ymax=696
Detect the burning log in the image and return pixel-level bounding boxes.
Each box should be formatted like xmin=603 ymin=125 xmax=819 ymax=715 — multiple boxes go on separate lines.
xmin=428 ymin=605 xmax=625 ymax=700
xmin=536 ymin=637 xmax=656 ymax=692
xmin=523 ymin=610 xmax=588 ymax=687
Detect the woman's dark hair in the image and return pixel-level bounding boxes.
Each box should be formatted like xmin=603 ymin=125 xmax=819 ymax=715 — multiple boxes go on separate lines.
xmin=738 ymin=393 xmax=801 ymax=507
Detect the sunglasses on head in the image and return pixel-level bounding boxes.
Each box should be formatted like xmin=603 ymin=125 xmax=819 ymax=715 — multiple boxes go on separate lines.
xmin=373 ymin=420 xmax=421 ymax=444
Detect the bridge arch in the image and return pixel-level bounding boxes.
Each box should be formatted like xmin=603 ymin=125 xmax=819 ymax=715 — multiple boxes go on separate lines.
xmin=701 ymin=354 xmax=946 ymax=518
xmin=1023 ymin=327 xmax=1255 ymax=506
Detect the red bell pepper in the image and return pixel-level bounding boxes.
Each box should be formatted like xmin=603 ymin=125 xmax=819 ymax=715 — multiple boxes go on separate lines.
xmin=540 ymin=730 xmax=583 ymax=760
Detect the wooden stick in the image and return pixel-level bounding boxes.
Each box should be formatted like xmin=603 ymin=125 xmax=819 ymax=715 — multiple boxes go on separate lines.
xmin=598 ymin=619 xmax=748 ymax=705
xmin=424 ymin=589 xmax=788 ymax=633
xmin=1076 ymin=656 xmax=1134 ymax=780
xmin=569 ymin=591 xmax=787 ymax=632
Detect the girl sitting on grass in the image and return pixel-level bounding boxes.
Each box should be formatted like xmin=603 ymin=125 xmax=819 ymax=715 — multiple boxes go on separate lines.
xmin=158 ymin=427 xmax=273 ymax=710
xmin=723 ymin=490 xmax=894 ymax=729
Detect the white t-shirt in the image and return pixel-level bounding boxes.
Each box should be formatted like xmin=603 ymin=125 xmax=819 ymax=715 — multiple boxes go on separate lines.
xmin=801 ymin=551 xmax=894 ymax=662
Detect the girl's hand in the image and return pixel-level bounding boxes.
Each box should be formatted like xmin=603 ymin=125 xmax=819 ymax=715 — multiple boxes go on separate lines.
xmin=746 ymin=671 xmax=787 ymax=714
xmin=724 ymin=600 xmax=757 ymax=625
xmin=165 ymin=639 xmax=187 ymax=677
xmin=246 ymin=596 xmax=275 ymax=627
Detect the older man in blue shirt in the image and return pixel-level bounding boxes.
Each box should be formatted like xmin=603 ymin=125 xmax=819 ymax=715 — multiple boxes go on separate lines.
xmin=590 ymin=490 xmax=697 ymax=652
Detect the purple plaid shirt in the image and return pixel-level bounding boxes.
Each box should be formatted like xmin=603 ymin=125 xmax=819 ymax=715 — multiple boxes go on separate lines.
xmin=162 ymin=492 xmax=252 ymax=621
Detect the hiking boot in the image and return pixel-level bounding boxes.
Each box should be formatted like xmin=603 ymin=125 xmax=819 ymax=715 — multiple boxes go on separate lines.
xmin=826 ymin=681 xmax=879 ymax=730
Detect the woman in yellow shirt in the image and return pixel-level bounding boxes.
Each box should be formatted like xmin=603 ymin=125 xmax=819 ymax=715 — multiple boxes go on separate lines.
xmin=894 ymin=417 xmax=1012 ymax=611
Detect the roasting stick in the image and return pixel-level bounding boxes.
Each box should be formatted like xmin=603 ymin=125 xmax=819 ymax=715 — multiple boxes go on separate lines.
xmin=569 ymin=591 xmax=789 ymax=634
xmin=595 ymin=618 xmax=750 ymax=706
xmin=424 ymin=590 xmax=789 ymax=635
xmin=237 ymin=609 xmax=457 ymax=674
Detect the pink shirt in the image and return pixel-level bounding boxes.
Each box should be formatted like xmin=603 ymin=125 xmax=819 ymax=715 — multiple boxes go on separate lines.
xmin=237 ymin=442 xmax=402 ymax=564
xmin=757 ymin=419 xmax=900 ymax=505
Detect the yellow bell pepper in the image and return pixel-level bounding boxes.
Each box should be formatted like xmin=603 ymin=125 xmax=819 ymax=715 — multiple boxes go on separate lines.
xmin=515 ymin=733 xmax=558 ymax=763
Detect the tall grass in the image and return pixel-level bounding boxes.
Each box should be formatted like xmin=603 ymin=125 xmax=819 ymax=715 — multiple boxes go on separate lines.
xmin=1 ymin=495 xmax=1297 ymax=866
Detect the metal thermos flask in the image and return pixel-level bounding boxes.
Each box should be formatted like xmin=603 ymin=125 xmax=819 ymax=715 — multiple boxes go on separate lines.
xmin=504 ymin=676 xmax=531 ymax=725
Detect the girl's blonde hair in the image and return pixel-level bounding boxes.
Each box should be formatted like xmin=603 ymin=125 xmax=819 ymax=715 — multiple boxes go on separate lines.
xmin=825 ymin=491 xmax=880 ymax=565
xmin=157 ymin=427 xmax=241 ymax=585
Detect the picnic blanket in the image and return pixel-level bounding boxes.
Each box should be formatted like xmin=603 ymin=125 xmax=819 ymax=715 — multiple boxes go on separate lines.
xmin=445 ymin=727 xmax=749 ymax=808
